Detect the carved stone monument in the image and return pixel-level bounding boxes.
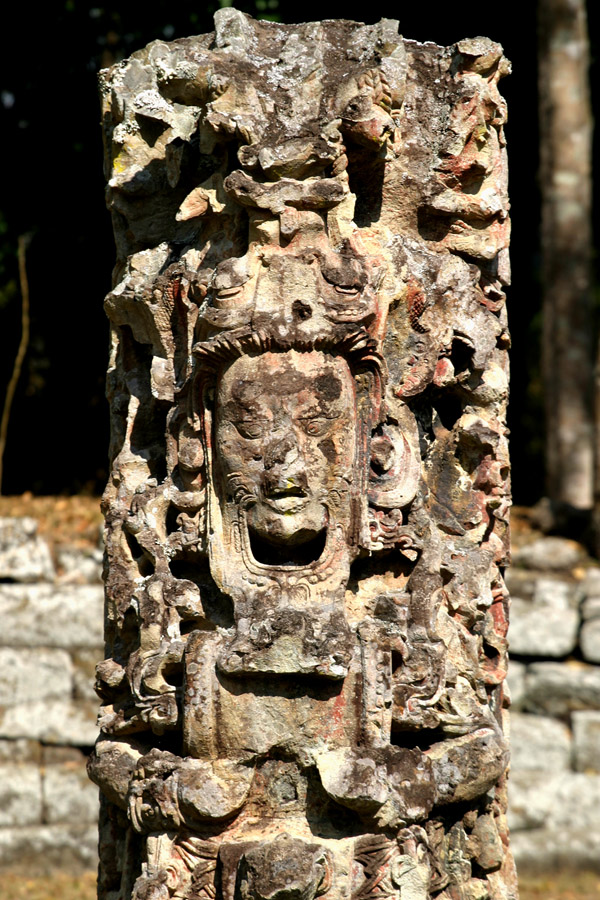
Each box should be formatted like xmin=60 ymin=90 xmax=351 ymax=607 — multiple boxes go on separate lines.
xmin=90 ymin=11 xmax=515 ymax=900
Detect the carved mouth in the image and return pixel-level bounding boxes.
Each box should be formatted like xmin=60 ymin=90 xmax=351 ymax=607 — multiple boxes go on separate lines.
xmin=247 ymin=526 xmax=328 ymax=567
xmin=263 ymin=488 xmax=309 ymax=513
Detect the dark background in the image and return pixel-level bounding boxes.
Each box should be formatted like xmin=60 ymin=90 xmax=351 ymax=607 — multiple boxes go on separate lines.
xmin=0 ymin=1 xmax=597 ymax=502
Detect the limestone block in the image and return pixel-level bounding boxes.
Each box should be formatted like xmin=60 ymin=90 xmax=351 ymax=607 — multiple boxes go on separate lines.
xmin=56 ymin=546 xmax=103 ymax=585
xmin=43 ymin=744 xmax=89 ymax=765
xmin=505 ymin=572 xmax=576 ymax=607
xmin=0 ymin=764 xmax=43 ymax=827
xmin=0 ymin=699 xmax=98 ymax=746
xmin=0 ymin=648 xmax=73 ymax=706
xmin=512 ymin=537 xmax=585 ymax=571
xmin=0 ymin=738 xmax=42 ymax=763
xmin=43 ymin=764 xmax=99 ymax=824
xmin=0 ymin=824 xmax=98 ymax=874
xmin=582 ymin=596 xmax=600 ymax=620
xmin=508 ymin=770 xmax=600 ymax=832
xmin=542 ymin=773 xmax=600 ymax=831
xmin=0 ymin=517 xmax=55 ymax=583
xmin=509 ymin=712 xmax=571 ymax=772
xmin=0 ymin=584 xmax=103 ymax=648
xmin=509 ymin=598 xmax=578 ymax=658
xmin=572 ymin=710 xmax=600 ymax=772
xmin=73 ymin=648 xmax=101 ymax=701
xmin=532 ymin=577 xmax=576 ymax=609
xmin=581 ymin=618 xmax=600 ymax=663
xmin=507 ymin=770 xmax=553 ymax=832
xmin=511 ymin=828 xmax=600 ymax=874
xmin=523 ymin=662 xmax=600 ymax=716
xmin=580 ymin=566 xmax=600 ymax=596
xmin=504 ymin=569 xmax=537 ymax=600
xmin=506 ymin=658 xmax=526 ymax=710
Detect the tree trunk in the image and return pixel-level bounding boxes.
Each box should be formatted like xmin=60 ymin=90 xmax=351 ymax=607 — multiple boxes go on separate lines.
xmin=539 ymin=0 xmax=594 ymax=517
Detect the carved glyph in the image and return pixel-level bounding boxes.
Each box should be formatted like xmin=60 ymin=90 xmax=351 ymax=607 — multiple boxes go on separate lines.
xmin=91 ymin=11 xmax=516 ymax=900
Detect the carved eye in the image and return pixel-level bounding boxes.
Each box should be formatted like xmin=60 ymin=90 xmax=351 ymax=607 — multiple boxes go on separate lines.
xmin=301 ymin=418 xmax=330 ymax=436
xmin=234 ymin=420 xmax=265 ymax=439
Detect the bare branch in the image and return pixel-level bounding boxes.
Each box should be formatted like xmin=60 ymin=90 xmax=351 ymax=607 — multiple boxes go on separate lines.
xmin=0 ymin=235 xmax=31 ymax=494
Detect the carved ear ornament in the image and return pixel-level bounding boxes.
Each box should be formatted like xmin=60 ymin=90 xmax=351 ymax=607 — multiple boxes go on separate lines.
xmin=368 ymin=393 xmax=421 ymax=510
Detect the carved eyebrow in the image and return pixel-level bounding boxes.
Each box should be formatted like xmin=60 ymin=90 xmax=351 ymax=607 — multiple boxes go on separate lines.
xmin=228 ymin=407 xmax=270 ymax=423
xmin=223 ymin=400 xmax=271 ymax=426
xmin=294 ymin=398 xmax=343 ymax=421
xmin=230 ymin=379 xmax=262 ymax=402
xmin=297 ymin=408 xmax=341 ymax=418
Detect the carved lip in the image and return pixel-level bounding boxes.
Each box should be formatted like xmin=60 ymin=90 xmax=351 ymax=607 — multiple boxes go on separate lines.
xmin=262 ymin=490 xmax=310 ymax=513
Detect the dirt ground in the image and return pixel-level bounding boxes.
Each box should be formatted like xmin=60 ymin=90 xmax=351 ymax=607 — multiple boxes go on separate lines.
xmin=0 ymin=871 xmax=97 ymax=900
xmin=0 ymin=493 xmax=103 ymax=551
xmin=518 ymin=872 xmax=600 ymax=900
xmin=0 ymin=870 xmax=599 ymax=900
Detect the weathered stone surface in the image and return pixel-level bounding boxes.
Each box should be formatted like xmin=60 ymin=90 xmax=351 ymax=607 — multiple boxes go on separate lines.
xmin=508 ymin=770 xmax=600 ymax=833
xmin=572 ymin=710 xmax=600 ymax=772
xmin=505 ymin=572 xmax=577 ymax=607
xmin=580 ymin=566 xmax=600 ymax=597
xmin=523 ymin=662 xmax=600 ymax=716
xmin=532 ymin=576 xmax=577 ymax=608
xmin=506 ymin=658 xmax=526 ymax=710
xmin=512 ymin=537 xmax=585 ymax=571
xmin=0 ymin=584 xmax=103 ymax=648
xmin=509 ymin=598 xmax=578 ymax=658
xmin=504 ymin=568 xmax=537 ymax=599
xmin=73 ymin=649 xmax=101 ymax=701
xmin=0 ymin=824 xmax=98 ymax=874
xmin=0 ymin=700 xmax=98 ymax=745
xmin=582 ymin=596 xmax=600 ymax=620
xmin=0 ymin=738 xmax=42 ymax=763
xmin=511 ymin=827 xmax=600 ymax=874
xmin=93 ymin=11 xmax=514 ymax=898
xmin=509 ymin=712 xmax=571 ymax=771
xmin=42 ymin=744 xmax=88 ymax=765
xmin=508 ymin=771 xmax=551 ymax=832
xmin=581 ymin=618 xmax=600 ymax=663
xmin=0 ymin=648 xmax=73 ymax=706
xmin=56 ymin=546 xmax=103 ymax=584
xmin=43 ymin=764 xmax=99 ymax=824
xmin=0 ymin=764 xmax=42 ymax=827
xmin=0 ymin=517 xmax=55 ymax=583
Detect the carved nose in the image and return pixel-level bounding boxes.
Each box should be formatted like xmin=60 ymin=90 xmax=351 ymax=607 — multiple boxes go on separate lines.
xmin=264 ymin=432 xmax=299 ymax=470
xmin=262 ymin=431 xmax=308 ymax=497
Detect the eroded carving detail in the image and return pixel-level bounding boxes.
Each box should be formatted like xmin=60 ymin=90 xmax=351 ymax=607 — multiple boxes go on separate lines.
xmin=91 ymin=11 xmax=516 ymax=900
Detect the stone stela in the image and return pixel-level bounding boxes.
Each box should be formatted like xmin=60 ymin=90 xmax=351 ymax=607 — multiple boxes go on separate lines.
xmin=89 ymin=10 xmax=515 ymax=900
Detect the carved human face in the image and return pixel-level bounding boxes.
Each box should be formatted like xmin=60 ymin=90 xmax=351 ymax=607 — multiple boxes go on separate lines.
xmin=215 ymin=350 xmax=356 ymax=561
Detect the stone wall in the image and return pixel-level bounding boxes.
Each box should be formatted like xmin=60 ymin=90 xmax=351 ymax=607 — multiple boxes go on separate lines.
xmin=2 ymin=516 xmax=600 ymax=875
xmin=0 ymin=517 xmax=103 ymax=873
xmin=506 ymin=534 xmax=600 ymax=873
